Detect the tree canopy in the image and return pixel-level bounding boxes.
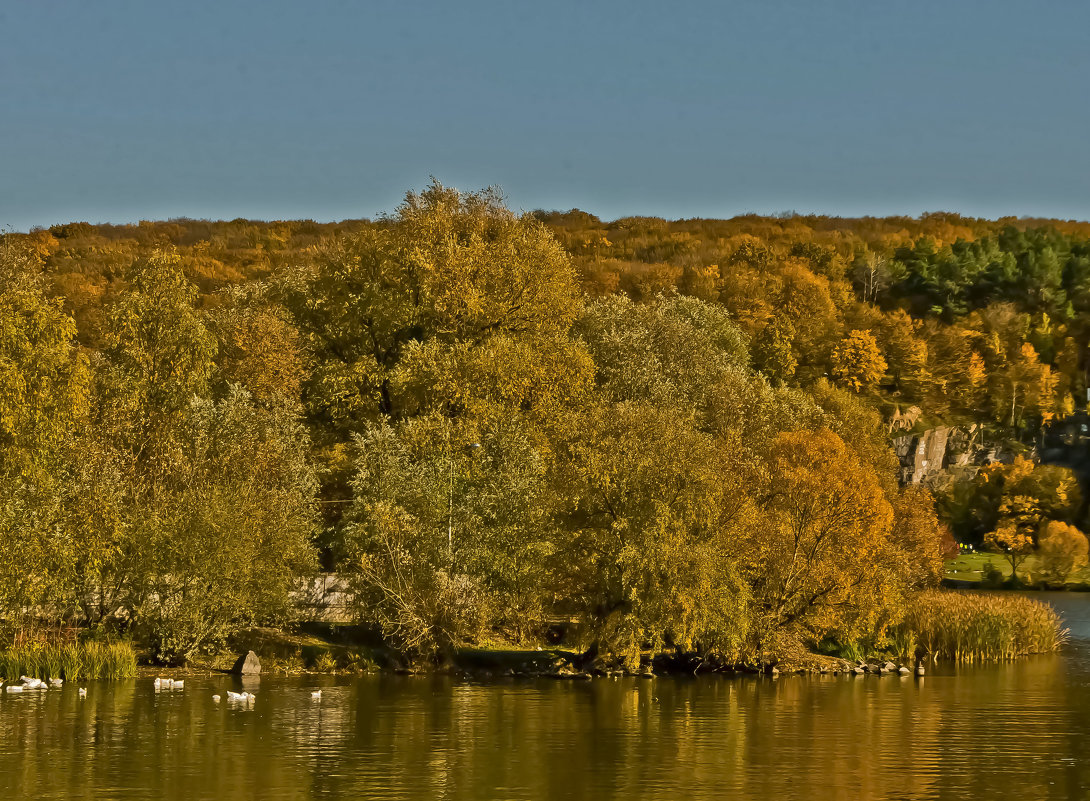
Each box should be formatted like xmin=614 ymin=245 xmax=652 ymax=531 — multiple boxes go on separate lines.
xmin=10 ymin=185 xmax=1084 ymax=664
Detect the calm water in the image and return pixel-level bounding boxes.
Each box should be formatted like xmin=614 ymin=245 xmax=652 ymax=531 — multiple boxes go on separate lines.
xmin=5 ymin=594 xmax=1090 ymax=800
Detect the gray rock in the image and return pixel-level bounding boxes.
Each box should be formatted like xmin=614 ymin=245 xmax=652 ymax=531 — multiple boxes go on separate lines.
xmin=882 ymin=661 xmax=898 ymax=672
xmin=232 ymin=650 xmax=261 ymax=676
xmin=898 ymin=666 xmax=911 ymax=675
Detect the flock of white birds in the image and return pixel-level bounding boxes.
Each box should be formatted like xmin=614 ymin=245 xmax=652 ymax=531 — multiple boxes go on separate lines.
xmin=2 ymin=676 xmax=85 ymax=696
xmin=1 ymin=675 xmax=325 ymax=706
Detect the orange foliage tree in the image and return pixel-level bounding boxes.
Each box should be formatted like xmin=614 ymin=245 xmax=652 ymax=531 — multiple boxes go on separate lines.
xmin=748 ymin=428 xmax=895 ymax=656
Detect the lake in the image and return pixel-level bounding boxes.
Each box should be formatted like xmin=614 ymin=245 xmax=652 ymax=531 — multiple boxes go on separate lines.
xmin=3 ymin=593 xmax=1089 ymax=800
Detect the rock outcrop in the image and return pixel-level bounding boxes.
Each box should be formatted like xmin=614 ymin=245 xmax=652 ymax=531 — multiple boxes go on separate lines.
xmin=891 ymin=422 xmax=999 ymax=485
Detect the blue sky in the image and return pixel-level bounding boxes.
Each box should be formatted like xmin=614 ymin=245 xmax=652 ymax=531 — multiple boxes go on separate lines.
xmin=2 ymin=0 xmax=1089 ymax=230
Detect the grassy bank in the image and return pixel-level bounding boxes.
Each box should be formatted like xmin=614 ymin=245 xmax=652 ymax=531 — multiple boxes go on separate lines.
xmin=0 ymin=641 xmax=137 ymax=680
xmin=2 ymin=590 xmax=1063 ymax=681
xmin=945 ymin=551 xmax=1090 ymax=588
xmin=220 ymin=595 xmax=1069 ymax=675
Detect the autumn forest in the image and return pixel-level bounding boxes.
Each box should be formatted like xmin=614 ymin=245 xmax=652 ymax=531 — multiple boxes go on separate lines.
xmin=3 ymin=182 xmax=1088 ymax=667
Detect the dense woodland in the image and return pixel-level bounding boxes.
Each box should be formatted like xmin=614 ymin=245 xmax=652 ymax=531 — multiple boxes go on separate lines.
xmin=3 ymin=182 xmax=1088 ymax=666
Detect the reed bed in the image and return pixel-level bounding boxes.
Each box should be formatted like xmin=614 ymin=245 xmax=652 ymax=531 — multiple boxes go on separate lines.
xmin=900 ymin=590 xmax=1066 ymax=662
xmin=0 ymin=641 xmax=137 ymax=680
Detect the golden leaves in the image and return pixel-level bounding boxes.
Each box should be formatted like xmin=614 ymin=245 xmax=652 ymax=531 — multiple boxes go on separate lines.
xmin=831 ymin=330 xmax=887 ymax=393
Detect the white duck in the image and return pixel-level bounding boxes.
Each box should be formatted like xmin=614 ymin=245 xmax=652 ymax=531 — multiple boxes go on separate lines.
xmin=78 ymin=688 xmax=87 ymax=698
xmin=311 ymin=689 xmax=322 ymax=701
xmin=212 ymin=694 xmax=221 ymax=703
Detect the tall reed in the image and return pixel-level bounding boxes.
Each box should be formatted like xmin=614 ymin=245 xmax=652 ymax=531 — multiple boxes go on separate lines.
xmin=899 ymin=590 xmax=1066 ymax=662
xmin=0 ymin=642 xmax=137 ymax=680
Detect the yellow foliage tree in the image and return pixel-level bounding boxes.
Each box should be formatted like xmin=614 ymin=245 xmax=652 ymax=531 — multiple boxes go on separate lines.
xmin=831 ymin=330 xmax=887 ymax=392
xmin=1037 ymin=521 xmax=1089 ymax=584
xmin=984 ymin=493 xmax=1041 ymax=579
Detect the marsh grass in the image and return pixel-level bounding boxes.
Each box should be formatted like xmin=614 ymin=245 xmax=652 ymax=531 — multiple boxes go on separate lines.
xmin=899 ymin=590 xmax=1066 ymax=662
xmin=0 ymin=641 xmax=137 ymax=680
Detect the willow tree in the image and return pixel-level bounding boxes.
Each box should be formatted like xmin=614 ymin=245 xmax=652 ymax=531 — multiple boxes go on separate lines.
xmin=562 ymin=294 xmax=759 ymax=666
xmin=329 ymin=183 xmax=587 ymax=659
xmin=0 ymin=241 xmax=90 ymax=638
xmin=83 ymin=253 xmax=319 ymax=662
xmin=134 ymin=388 xmax=319 ymax=663
xmin=746 ymin=429 xmax=896 ymax=658
xmin=554 ymin=401 xmax=751 ymax=668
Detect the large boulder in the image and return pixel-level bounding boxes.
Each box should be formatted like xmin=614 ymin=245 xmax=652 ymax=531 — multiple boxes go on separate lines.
xmin=232 ymin=650 xmax=262 ymax=676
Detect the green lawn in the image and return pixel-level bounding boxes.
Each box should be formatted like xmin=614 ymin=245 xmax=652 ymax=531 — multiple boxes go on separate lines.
xmin=944 ymin=550 xmax=1090 ymax=586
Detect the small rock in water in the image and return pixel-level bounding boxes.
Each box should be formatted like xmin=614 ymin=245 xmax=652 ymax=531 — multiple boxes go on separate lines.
xmin=882 ymin=662 xmax=898 ymax=672
xmin=232 ymin=650 xmax=262 ymax=676
xmin=898 ymin=666 xmax=911 ymax=675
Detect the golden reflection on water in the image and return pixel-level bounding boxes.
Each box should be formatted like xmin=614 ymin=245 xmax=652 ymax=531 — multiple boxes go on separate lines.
xmin=2 ymin=595 xmax=1090 ymax=801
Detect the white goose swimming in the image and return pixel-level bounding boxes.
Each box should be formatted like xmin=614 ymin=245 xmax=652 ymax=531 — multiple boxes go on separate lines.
xmin=225 ymin=691 xmax=256 ymax=705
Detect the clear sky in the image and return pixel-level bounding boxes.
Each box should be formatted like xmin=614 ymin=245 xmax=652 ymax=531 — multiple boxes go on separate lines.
xmin=3 ymin=0 xmax=1089 ymax=231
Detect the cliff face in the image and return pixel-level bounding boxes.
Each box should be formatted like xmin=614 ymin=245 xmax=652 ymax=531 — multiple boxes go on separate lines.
xmin=889 ymin=412 xmax=1004 ymax=486
xmin=888 ymin=413 xmax=1090 ymax=488
xmin=893 ymin=427 xmax=951 ymax=484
